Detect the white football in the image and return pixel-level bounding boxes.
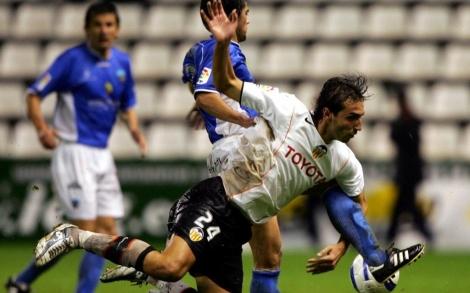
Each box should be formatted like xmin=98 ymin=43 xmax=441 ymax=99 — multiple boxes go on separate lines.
xmin=350 ymin=254 xmax=399 ymax=293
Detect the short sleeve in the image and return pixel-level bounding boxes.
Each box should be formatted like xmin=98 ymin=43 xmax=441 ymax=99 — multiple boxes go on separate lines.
xmin=28 ymin=51 xmax=72 ymax=98
xmin=182 ymin=47 xmax=197 ymax=84
xmin=192 ymin=46 xmax=217 ymax=94
xmin=240 ymin=82 xmax=300 ymax=135
xmin=192 ymin=43 xmax=253 ymax=95
xmin=240 ymin=82 xmax=270 ymax=113
xmin=335 ymin=149 xmax=364 ymax=197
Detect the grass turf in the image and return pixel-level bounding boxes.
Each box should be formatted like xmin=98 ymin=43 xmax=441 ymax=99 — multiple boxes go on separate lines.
xmin=0 ymin=241 xmax=469 ymax=292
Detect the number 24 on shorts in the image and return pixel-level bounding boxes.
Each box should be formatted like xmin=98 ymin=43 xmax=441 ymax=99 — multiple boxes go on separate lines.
xmin=193 ymin=210 xmax=221 ymax=242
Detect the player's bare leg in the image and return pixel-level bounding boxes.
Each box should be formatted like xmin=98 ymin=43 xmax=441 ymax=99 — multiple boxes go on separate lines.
xmin=71 ymin=217 xmax=118 ymax=293
xmin=249 ymin=217 xmax=282 ymax=293
xmin=35 ymin=224 xmax=234 ymax=292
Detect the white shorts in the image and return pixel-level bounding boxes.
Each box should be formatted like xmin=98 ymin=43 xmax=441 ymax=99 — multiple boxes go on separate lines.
xmin=207 ymin=135 xmax=240 ymax=177
xmin=51 ymin=143 xmax=124 ymax=220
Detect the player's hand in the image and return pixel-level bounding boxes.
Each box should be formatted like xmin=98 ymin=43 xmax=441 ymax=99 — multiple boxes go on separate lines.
xmin=186 ymin=108 xmax=205 ymax=130
xmin=38 ymin=127 xmax=58 ymax=150
xmin=201 ymin=0 xmax=238 ymax=43
xmin=306 ymin=242 xmax=347 ymax=274
xmin=237 ymin=114 xmax=256 ymax=128
xmin=131 ymin=129 xmax=148 ymax=158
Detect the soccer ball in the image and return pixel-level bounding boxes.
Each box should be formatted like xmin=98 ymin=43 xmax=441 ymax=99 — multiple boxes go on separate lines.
xmin=349 ymin=254 xmax=399 ymax=293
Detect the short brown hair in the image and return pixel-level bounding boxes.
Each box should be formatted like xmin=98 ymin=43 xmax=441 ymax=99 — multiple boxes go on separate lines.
xmin=84 ymin=1 xmax=120 ymax=28
xmin=313 ymin=74 xmax=368 ymax=123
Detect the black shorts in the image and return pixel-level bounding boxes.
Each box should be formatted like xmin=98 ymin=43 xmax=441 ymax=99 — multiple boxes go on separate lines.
xmin=167 ymin=176 xmax=252 ymax=293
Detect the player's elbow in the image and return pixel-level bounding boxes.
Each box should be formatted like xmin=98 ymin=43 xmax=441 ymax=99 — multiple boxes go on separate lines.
xmin=195 ymin=93 xmax=212 ymax=110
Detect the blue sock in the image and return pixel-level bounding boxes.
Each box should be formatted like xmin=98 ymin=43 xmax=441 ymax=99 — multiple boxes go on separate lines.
xmin=323 ymin=187 xmax=387 ymax=266
xmin=76 ymin=252 xmax=105 ymax=293
xmin=250 ymin=269 xmax=280 ymax=293
xmin=16 ymin=256 xmax=61 ymax=285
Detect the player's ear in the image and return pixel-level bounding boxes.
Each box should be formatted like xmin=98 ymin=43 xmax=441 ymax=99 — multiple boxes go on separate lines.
xmin=323 ymin=108 xmax=332 ymax=119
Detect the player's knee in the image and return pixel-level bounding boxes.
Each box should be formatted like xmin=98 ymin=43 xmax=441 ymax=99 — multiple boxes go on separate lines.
xmin=147 ymin=259 xmax=187 ymax=282
xmin=162 ymin=262 xmax=187 ymax=282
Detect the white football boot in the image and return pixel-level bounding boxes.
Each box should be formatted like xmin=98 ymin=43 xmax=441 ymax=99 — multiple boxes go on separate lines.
xmin=35 ymin=223 xmax=78 ymax=266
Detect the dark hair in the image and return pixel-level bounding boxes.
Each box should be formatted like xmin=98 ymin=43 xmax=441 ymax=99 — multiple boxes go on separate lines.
xmin=200 ymin=0 xmax=246 ymax=30
xmin=84 ymin=1 xmax=120 ymax=28
xmin=313 ymin=74 xmax=368 ymax=124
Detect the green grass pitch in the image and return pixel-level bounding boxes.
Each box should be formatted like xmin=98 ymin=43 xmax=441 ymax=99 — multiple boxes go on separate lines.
xmin=1 ymin=241 xmax=469 ymax=292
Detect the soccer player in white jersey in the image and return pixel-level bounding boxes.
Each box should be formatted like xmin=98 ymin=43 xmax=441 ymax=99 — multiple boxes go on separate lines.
xmin=33 ymin=1 xmax=424 ymax=292
xmin=182 ymin=1 xmax=282 ymax=292
xmin=6 ymin=2 xmax=147 ymax=293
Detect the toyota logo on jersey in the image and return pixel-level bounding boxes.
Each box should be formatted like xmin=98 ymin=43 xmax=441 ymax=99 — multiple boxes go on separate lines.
xmin=285 ymin=145 xmax=326 ymax=183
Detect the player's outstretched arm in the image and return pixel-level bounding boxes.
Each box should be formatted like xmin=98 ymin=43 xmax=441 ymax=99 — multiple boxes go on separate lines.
xmin=201 ymin=0 xmax=243 ymax=102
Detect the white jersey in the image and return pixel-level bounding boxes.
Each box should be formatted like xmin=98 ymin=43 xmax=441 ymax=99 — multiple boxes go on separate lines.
xmin=220 ymin=82 xmax=364 ymax=224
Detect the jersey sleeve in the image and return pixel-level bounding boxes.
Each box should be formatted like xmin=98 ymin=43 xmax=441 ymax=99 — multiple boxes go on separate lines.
xmin=335 ymin=147 xmax=364 ymax=197
xmin=120 ymin=57 xmax=137 ymax=111
xmin=28 ymin=51 xmax=73 ymax=99
xmin=189 ymin=44 xmax=217 ymax=95
xmin=182 ymin=46 xmax=197 ymax=85
xmin=192 ymin=43 xmax=251 ymax=95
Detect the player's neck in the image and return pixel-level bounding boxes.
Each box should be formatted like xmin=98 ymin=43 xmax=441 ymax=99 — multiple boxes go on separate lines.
xmin=316 ymin=120 xmax=333 ymax=144
xmin=87 ymin=42 xmax=111 ymax=59
xmin=231 ymin=34 xmax=240 ymax=43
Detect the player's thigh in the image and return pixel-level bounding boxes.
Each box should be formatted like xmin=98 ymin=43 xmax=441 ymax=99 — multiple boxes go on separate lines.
xmin=167 ymin=178 xmax=249 ymax=292
xmin=249 ymin=216 xmax=282 ymax=268
xmin=142 ymin=235 xmax=196 ymax=281
xmin=51 ymin=144 xmax=98 ymax=220
xmin=195 ymin=276 xmax=231 ymax=293
xmin=71 ymin=219 xmax=96 ymax=231
xmin=96 ymin=152 xmax=124 ymax=219
xmin=96 ymin=216 xmax=118 ymax=234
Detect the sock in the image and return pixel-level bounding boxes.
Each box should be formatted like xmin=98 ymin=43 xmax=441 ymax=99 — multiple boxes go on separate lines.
xmin=75 ymin=229 xmax=155 ymax=270
xmin=15 ymin=256 xmax=61 ymax=285
xmin=323 ymin=187 xmax=387 ymax=266
xmin=76 ymin=252 xmax=105 ymax=293
xmin=250 ymin=269 xmax=280 ymax=293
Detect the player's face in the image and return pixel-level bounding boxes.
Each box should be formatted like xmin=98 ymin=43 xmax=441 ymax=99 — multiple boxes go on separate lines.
xmin=236 ymin=4 xmax=250 ymax=42
xmin=85 ymin=13 xmax=119 ymax=55
xmin=330 ymin=99 xmax=364 ymax=143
